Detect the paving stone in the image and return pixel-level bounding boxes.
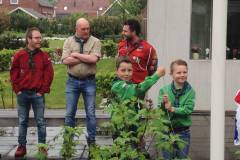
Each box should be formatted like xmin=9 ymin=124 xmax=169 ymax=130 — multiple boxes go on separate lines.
xmin=0 ymin=112 xmax=239 ymax=159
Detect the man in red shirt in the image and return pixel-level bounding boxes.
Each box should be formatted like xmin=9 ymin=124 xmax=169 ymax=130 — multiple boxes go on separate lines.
xmin=10 ymin=27 xmax=54 ymax=158
xmin=118 ymin=19 xmax=158 ymax=84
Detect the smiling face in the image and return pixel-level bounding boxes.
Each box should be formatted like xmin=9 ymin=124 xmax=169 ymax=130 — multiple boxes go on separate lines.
xmin=122 ymin=25 xmax=135 ymax=41
xmin=116 ymin=62 xmax=133 ymax=82
xmin=171 ymin=64 xmax=188 ymax=87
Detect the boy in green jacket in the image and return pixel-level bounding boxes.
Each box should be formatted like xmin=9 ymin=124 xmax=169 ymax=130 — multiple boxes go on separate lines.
xmin=111 ymin=56 xmax=165 ymax=101
xmin=110 ymin=56 xmax=165 ymax=154
xmin=158 ymin=59 xmax=195 ymax=160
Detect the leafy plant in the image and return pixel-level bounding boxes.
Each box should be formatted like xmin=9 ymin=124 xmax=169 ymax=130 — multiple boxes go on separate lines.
xmin=101 ymin=40 xmax=118 ymax=57
xmin=90 ymin=16 xmax=122 ymax=40
xmin=0 ymin=78 xmax=7 ymax=109
xmin=0 ymin=31 xmax=25 ymax=50
xmin=60 ymin=126 xmax=83 ymax=159
xmin=9 ymin=12 xmax=38 ymax=32
xmin=121 ymin=0 xmax=147 ymax=16
xmin=0 ymin=128 xmax=6 ymax=136
xmin=91 ymin=98 xmax=186 ymax=159
xmin=96 ymin=73 xmax=115 ymax=99
xmin=35 ymin=143 xmax=48 ymax=160
xmin=0 ymin=48 xmax=55 ymax=71
xmin=0 ymin=10 xmax=10 ymax=34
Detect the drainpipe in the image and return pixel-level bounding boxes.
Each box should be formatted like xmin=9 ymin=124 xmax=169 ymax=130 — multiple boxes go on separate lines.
xmin=210 ymin=0 xmax=227 ymax=160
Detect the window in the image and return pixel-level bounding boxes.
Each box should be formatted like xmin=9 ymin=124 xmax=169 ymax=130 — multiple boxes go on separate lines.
xmin=191 ymin=0 xmax=240 ymax=60
xmin=0 ymin=0 xmax=2 ymax=4
xmin=10 ymin=0 xmax=18 ymax=4
xmin=227 ymin=0 xmax=240 ymax=59
xmin=190 ymin=0 xmax=212 ymax=60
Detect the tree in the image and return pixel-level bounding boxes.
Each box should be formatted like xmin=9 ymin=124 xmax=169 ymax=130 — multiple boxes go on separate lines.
xmin=120 ymin=0 xmax=147 ymax=16
xmin=0 ymin=10 xmax=10 ymax=34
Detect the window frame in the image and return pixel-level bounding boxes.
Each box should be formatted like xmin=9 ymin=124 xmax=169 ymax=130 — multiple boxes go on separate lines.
xmin=226 ymin=0 xmax=240 ymax=60
xmin=190 ymin=0 xmax=213 ymax=60
xmin=10 ymin=0 xmax=18 ymax=4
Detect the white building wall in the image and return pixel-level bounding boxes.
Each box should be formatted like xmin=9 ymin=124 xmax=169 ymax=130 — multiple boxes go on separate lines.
xmin=147 ymin=0 xmax=240 ymax=110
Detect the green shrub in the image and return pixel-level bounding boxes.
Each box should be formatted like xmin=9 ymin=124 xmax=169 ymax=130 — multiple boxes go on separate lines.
xmin=0 ymin=49 xmax=16 ymax=71
xmin=91 ymin=98 xmax=186 ymax=159
xmin=41 ymin=39 xmax=49 ymax=48
xmin=0 ymin=48 xmax=56 ymax=71
xmin=101 ymin=40 xmax=118 ymax=57
xmin=96 ymin=73 xmax=115 ymax=98
xmin=42 ymin=48 xmax=61 ymax=64
xmin=10 ymin=12 xmax=38 ymax=32
xmin=0 ymin=31 xmax=24 ymax=50
xmin=60 ymin=126 xmax=83 ymax=159
xmin=90 ymin=16 xmax=122 ymax=39
xmin=0 ymin=10 xmax=10 ymax=34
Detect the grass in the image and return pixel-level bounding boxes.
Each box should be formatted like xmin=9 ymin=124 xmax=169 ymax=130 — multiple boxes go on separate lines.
xmin=48 ymin=39 xmax=65 ymax=48
xmin=0 ymin=58 xmax=115 ymax=109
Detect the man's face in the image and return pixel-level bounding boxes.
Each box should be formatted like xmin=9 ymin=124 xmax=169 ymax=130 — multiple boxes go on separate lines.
xmin=122 ymin=25 xmax=134 ymax=41
xmin=117 ymin=62 xmax=133 ymax=82
xmin=76 ymin=21 xmax=90 ymax=40
xmin=28 ymin=30 xmax=42 ymax=49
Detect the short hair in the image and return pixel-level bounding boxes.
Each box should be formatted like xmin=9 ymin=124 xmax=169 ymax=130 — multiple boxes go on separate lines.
xmin=116 ymin=56 xmax=131 ymax=69
xmin=170 ymin=59 xmax=188 ymax=74
xmin=76 ymin=18 xmax=89 ymax=27
xmin=25 ymin=27 xmax=40 ymax=45
xmin=124 ymin=19 xmax=141 ymax=36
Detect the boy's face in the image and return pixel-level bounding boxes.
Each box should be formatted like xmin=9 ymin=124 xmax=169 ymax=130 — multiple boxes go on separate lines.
xmin=117 ymin=62 xmax=133 ymax=82
xmin=171 ymin=64 xmax=188 ymax=85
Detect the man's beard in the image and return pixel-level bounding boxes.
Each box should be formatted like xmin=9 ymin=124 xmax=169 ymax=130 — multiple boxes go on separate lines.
xmin=124 ymin=35 xmax=133 ymax=42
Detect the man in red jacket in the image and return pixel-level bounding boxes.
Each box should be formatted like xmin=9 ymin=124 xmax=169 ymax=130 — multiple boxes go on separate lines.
xmin=10 ymin=27 xmax=54 ymax=158
xmin=118 ymin=19 xmax=158 ymax=84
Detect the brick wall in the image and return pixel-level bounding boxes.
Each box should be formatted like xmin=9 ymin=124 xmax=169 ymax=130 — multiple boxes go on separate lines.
xmin=0 ymin=0 xmax=53 ymax=17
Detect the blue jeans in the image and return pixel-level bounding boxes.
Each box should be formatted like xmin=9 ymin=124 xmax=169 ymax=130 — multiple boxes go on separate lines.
xmin=64 ymin=76 xmax=96 ymax=141
xmin=162 ymin=129 xmax=190 ymax=160
xmin=17 ymin=90 xmax=46 ymax=145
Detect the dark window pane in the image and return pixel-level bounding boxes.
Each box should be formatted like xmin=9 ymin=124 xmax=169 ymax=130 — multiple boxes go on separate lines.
xmin=191 ymin=0 xmax=212 ymax=60
xmin=227 ymin=0 xmax=240 ymax=60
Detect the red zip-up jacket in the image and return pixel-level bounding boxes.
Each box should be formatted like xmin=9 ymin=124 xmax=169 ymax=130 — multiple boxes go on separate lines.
xmin=10 ymin=48 xmax=54 ymax=95
xmin=118 ymin=39 xmax=157 ymax=84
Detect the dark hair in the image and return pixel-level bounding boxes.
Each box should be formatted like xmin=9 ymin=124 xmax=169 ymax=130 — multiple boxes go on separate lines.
xmin=170 ymin=59 xmax=188 ymax=74
xmin=116 ymin=56 xmax=131 ymax=69
xmin=25 ymin=27 xmax=40 ymax=45
xmin=124 ymin=19 xmax=141 ymax=36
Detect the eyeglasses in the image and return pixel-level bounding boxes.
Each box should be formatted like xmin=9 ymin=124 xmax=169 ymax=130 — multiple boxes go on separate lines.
xmin=31 ymin=37 xmax=42 ymax=40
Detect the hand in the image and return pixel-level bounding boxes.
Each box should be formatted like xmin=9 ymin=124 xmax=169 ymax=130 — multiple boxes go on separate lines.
xmin=165 ymin=101 xmax=172 ymax=110
xmin=17 ymin=91 xmax=22 ymax=95
xmin=162 ymin=94 xmax=174 ymax=112
xmin=36 ymin=93 xmax=42 ymax=96
xmin=63 ymin=56 xmax=81 ymax=65
xmin=70 ymin=52 xmax=80 ymax=58
xmin=156 ymin=66 xmax=165 ymax=77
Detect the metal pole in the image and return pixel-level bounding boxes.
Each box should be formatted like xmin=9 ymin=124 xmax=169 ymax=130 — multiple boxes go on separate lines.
xmin=210 ymin=0 xmax=227 ymax=159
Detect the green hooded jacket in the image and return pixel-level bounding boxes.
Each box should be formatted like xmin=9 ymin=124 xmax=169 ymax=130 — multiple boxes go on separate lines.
xmin=111 ymin=73 xmax=160 ymax=101
xmin=158 ymin=82 xmax=196 ymax=128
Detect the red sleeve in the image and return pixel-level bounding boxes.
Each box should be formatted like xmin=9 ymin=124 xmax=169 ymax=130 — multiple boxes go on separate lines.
xmin=117 ymin=40 xmax=126 ymax=56
xmin=39 ymin=53 xmax=54 ymax=94
xmin=10 ymin=53 xmax=21 ymax=94
xmin=147 ymin=46 xmax=158 ymax=76
xmin=235 ymin=90 xmax=240 ymax=104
